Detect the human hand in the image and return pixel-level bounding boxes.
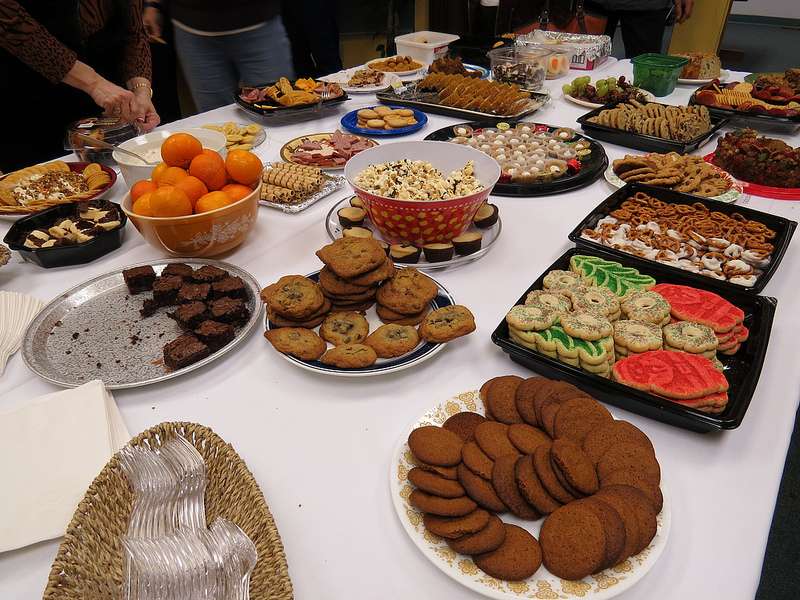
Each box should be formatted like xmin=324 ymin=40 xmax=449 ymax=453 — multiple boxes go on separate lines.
xmin=87 ymin=77 xmax=138 ymax=121
xmin=133 ymin=89 xmax=161 ymax=132
xmin=143 ymin=6 xmax=164 ymax=42
xmin=674 ymin=0 xmax=695 ymax=24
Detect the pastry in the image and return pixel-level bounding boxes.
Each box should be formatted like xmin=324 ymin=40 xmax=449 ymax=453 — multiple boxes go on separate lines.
xmin=533 ymin=444 xmax=575 ymax=505
xmin=152 ymin=275 xmax=183 ymax=306
xmin=418 ymin=305 xmax=476 ymax=343
xmin=318 ymin=267 xmax=372 ymax=296
xmin=337 ymin=206 xmax=367 ymax=228
xmin=596 ymin=485 xmax=657 ymax=555
xmin=123 ymin=265 xmax=156 ymax=294
xmin=170 ymin=301 xmax=208 ymax=329
xmin=600 ymin=469 xmax=663 ymax=513
xmin=423 ymin=243 xmax=455 ymax=263
xmin=458 ymin=462 xmax=508 ymax=512
xmin=542 ymin=269 xmax=581 ymax=291
xmin=580 ymin=497 xmax=627 ymax=570
xmin=211 ymin=276 xmax=248 ymax=300
xmin=389 ymin=244 xmax=422 ymax=264
xmin=190 ymin=265 xmax=227 ymax=284
xmin=376 ymin=303 xmax=429 ymax=326
xmin=552 ymin=396 xmax=613 ymax=445
xmin=376 ymin=268 xmax=438 ymax=315
xmin=507 ymin=423 xmax=550 ymax=454
xmin=560 ymin=312 xmax=613 ymax=342
xmin=452 ymin=232 xmax=483 ymax=256
xmin=474 ymin=421 xmax=519 ymax=460
xmin=177 ymin=282 xmax=211 ymax=304
xmin=597 ymin=442 xmax=661 ymax=484
xmin=161 ymin=263 xmax=194 ymax=279
xmin=264 ymin=327 xmax=326 ymax=361
xmin=163 ymin=333 xmax=210 ymax=370
xmin=514 ymin=377 xmax=549 ymax=426
xmin=342 ymin=227 xmax=373 ymax=239
xmin=193 ymin=320 xmax=234 ymax=351
xmin=550 ymin=439 xmax=598 ymax=495
xmin=524 ymin=290 xmax=572 ymax=314
xmin=567 ymin=286 xmax=620 ymax=320
xmin=473 ymin=203 xmax=499 ymax=228
xmin=364 ymin=324 xmax=419 ymax=358
xmin=319 ymin=311 xmax=370 ymax=346
xmin=319 ymin=343 xmax=378 ymax=368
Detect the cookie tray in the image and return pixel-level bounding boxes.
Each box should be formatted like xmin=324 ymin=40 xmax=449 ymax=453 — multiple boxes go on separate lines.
xmin=575 ymin=100 xmax=729 ymax=154
xmin=490 ymin=247 xmax=776 ymax=432
xmin=689 ymin=83 xmax=800 ymax=126
xmin=567 ymin=183 xmax=798 ymax=295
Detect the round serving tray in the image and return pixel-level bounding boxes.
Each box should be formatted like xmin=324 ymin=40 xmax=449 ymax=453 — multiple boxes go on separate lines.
xmin=424 ymin=121 xmax=608 ymax=197
xmin=390 ymin=389 xmax=671 ymax=600
xmin=603 ymin=163 xmax=744 ymax=204
xmin=703 ymin=152 xmax=800 ymax=201
xmin=279 ymin=132 xmax=378 ymax=171
xmin=562 ymin=89 xmax=656 ymax=109
xmin=22 ymin=258 xmax=264 ymax=389
xmin=340 ymin=106 xmax=428 ymax=137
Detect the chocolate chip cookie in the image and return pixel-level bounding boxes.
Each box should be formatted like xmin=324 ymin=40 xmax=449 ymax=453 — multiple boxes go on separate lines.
xmin=264 ymin=327 xmax=327 ymax=361
xmin=319 ymin=311 xmax=370 ymax=346
xmin=364 ymin=324 xmax=420 ymax=358
xmin=418 ymin=305 xmax=476 ymax=343
xmin=319 ymin=343 xmax=377 ymax=368
xmin=316 ymin=237 xmax=387 ymax=278
xmin=318 ymin=266 xmax=373 ymax=295
xmin=377 ymin=268 xmax=438 ymax=315
xmin=265 ymin=275 xmax=325 ymax=320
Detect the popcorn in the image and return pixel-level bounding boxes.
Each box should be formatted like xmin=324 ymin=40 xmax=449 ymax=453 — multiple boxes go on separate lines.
xmin=355 ymin=159 xmax=484 ymax=200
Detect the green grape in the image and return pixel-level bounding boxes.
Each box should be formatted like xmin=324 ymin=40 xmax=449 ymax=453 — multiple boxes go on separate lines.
xmin=596 ymin=86 xmax=608 ymax=97
xmin=562 ymin=84 xmax=573 ymax=95
xmin=607 ymin=77 xmax=618 ymax=90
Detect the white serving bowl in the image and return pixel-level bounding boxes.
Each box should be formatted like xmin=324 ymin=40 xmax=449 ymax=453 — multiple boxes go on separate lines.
xmin=113 ymin=128 xmax=227 ymax=188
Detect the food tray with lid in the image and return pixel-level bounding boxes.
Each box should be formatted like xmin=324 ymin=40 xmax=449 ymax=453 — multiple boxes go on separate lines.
xmin=491 ymin=246 xmax=776 ymax=432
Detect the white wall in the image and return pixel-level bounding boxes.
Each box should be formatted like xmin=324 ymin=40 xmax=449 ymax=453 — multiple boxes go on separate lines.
xmin=731 ymin=0 xmax=800 ymax=20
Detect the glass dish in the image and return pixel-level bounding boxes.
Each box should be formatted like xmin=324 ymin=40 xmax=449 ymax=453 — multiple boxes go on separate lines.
xmin=487 ymin=47 xmax=549 ymax=91
xmin=65 ymin=117 xmax=139 ymax=166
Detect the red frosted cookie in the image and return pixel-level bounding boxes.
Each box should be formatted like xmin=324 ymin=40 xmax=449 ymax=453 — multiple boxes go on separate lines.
xmin=612 ymin=350 xmax=728 ymax=400
xmin=651 ymin=284 xmax=744 ymax=334
xmin=673 ymin=391 xmax=729 ymax=413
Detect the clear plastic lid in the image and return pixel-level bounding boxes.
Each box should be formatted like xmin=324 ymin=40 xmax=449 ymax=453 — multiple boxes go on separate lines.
xmin=66 ymin=116 xmax=139 ymax=144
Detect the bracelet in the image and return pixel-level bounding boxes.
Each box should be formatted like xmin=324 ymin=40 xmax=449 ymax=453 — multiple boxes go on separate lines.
xmin=143 ymin=0 xmax=160 ymax=7
xmin=130 ymin=82 xmax=154 ymax=98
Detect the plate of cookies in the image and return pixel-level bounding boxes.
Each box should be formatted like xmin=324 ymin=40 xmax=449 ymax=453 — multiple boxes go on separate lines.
xmin=340 ymin=105 xmax=428 ymax=136
xmin=325 ymin=196 xmax=502 ymax=272
xmin=261 ymin=237 xmax=477 ymax=376
xmin=391 ymin=376 xmax=670 ymax=599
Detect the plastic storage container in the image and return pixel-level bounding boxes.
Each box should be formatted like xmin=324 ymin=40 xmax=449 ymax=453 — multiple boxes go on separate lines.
xmin=65 ymin=117 xmax=139 ymax=167
xmin=394 ymin=31 xmax=460 ymax=65
xmin=519 ymin=42 xmax=572 ymax=79
xmin=487 ymin=47 xmax=549 ymax=91
xmin=632 ymin=53 xmax=688 ymax=97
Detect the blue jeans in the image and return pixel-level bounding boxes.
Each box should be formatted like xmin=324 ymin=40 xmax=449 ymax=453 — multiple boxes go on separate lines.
xmin=174 ymin=16 xmax=295 ymax=113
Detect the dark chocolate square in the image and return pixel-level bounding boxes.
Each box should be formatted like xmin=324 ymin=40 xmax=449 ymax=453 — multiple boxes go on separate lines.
xmin=161 ymin=263 xmax=195 ymax=279
xmin=152 ymin=275 xmax=184 ymax=306
xmin=163 ymin=333 xmax=210 ymax=370
xmin=209 ymin=296 xmax=250 ymax=326
xmin=177 ymin=282 xmax=211 ymax=303
xmin=194 ymin=319 xmax=235 ymax=351
xmin=122 ymin=265 xmax=156 ymax=294
xmin=191 ymin=265 xmax=228 ymax=283
xmin=171 ymin=301 xmax=208 ymax=329
xmin=211 ymin=276 xmax=247 ymax=300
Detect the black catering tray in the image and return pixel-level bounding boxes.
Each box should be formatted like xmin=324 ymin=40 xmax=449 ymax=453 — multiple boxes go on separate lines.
xmin=568 ymin=183 xmax=797 ymax=295
xmin=234 ymin=82 xmax=349 ymax=119
xmin=576 ymin=99 xmax=728 ymax=154
xmin=689 ymin=82 xmax=800 ymax=126
xmin=424 ymin=120 xmax=608 ymax=197
xmin=490 ymin=247 xmax=776 ymax=432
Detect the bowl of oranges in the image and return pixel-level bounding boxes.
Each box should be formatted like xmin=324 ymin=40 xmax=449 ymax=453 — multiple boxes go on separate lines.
xmin=121 ymin=132 xmax=263 ymax=257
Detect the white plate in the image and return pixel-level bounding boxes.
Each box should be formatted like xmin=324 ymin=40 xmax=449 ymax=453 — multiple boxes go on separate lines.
xmin=677 ymin=70 xmax=729 ymax=85
xmin=263 ymin=269 xmax=454 ymax=377
xmin=366 ymin=56 xmax=425 ymax=78
xmin=390 ymin=389 xmax=671 ymax=600
xmin=603 ymin=163 xmax=744 ymax=204
xmin=319 ymin=67 xmax=401 ymax=94
xmin=563 ymin=89 xmax=656 ymax=109
xmin=325 ymin=196 xmax=501 ymax=272
xmin=201 ymin=123 xmax=267 ymax=149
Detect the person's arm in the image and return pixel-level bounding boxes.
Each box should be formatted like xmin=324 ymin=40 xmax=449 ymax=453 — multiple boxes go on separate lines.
xmin=674 ymin=0 xmax=695 ymax=23
xmin=125 ymin=0 xmax=160 ymax=131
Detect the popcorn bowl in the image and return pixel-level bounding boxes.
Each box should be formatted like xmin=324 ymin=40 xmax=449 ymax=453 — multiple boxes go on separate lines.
xmin=343 ymin=141 xmax=501 ymax=245
xmin=120 ymin=183 xmax=260 ymax=257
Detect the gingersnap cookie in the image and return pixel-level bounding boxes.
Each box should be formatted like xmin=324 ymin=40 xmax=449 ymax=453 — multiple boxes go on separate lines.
xmin=533 ymin=380 xmax=582 ymax=425
xmin=543 ymin=269 xmax=581 ymax=291
xmin=532 ymin=444 xmax=575 ymax=504
xmin=443 ymin=412 xmax=486 ymax=442
xmin=418 ymin=305 xmax=476 ymax=343
xmin=620 ymin=289 xmax=671 ymax=325
xmin=409 ymin=489 xmax=477 ymax=517
xmin=540 ymin=502 xmax=606 ymax=580
xmin=596 ymin=485 xmax=657 ymax=555
xmin=414 ymin=461 xmax=458 ymax=480
xmin=319 ymin=311 xmax=370 ymax=346
xmin=408 ymin=467 xmax=465 ymax=498
xmin=582 ymin=420 xmax=655 ymax=465
xmin=580 ymin=497 xmax=627 ymax=570
xmin=457 ymin=462 xmax=507 ymax=512
xmin=376 ymin=303 xmax=429 ymax=325
xmin=613 ymin=320 xmax=663 ymax=355
xmin=316 ymin=237 xmax=387 ymax=278
xmin=364 ymin=324 xmax=419 ymax=358
xmin=474 ymin=422 xmax=519 ymax=460
xmin=505 ymin=305 xmax=559 ymax=332
xmin=592 ymin=486 xmax=640 ymax=561
xmin=264 ymin=327 xmax=327 ymax=361
xmin=461 ymin=441 xmax=494 ymax=480
xmin=597 ymin=442 xmax=661 ymax=484
xmin=408 ymin=425 xmax=464 ymax=467
xmin=347 ymin=256 xmax=396 ymax=287
xmin=553 ymin=396 xmax=613 ymax=444
xmin=600 ymin=469 xmax=663 ymax=512
xmin=486 ymin=376 xmax=525 ymax=424
xmin=266 ymin=275 xmax=325 ymax=320
xmin=508 ymin=423 xmax=551 ymax=454
xmin=423 ymin=509 xmax=490 ymax=539
xmin=446 ymin=515 xmax=506 ymax=555
xmin=319 ymin=343 xmax=377 ymax=369
xmin=561 ymin=311 xmax=613 ymax=341
xmin=550 ymin=439 xmax=599 ymax=496
xmin=480 ymin=375 xmax=519 ymax=419
xmin=525 ymin=289 xmax=572 ymax=314
xmin=474 ymin=524 xmax=542 ymax=581
xmin=318 ymin=266 xmax=372 ymax=296
xmin=514 ymin=455 xmax=561 ymax=515
xmin=492 ymin=454 xmax=540 ymax=520
xmin=514 ymin=377 xmax=548 ymax=426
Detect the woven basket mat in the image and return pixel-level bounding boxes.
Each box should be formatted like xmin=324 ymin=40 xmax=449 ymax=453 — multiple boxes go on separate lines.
xmin=43 ymin=421 xmax=293 ymax=600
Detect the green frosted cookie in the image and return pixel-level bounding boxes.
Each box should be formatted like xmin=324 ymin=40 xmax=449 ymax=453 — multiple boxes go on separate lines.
xmin=569 ymin=255 xmax=656 ymax=297
xmin=620 ymin=290 xmax=671 ymax=325
xmin=543 ymin=269 xmax=582 ymax=291
xmin=525 ymin=289 xmax=572 ymax=314
xmin=506 ymin=304 xmax=559 ymax=332
xmin=560 ymin=311 xmax=613 ymax=341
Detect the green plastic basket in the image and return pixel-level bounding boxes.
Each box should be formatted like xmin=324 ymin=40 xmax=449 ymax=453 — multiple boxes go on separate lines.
xmin=632 ymin=54 xmax=689 ymax=97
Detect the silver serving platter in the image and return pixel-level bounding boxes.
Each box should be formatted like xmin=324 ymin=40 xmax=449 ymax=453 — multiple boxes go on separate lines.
xmin=22 ymin=258 xmax=263 ymax=389
xmin=259 ymin=162 xmax=345 ymax=214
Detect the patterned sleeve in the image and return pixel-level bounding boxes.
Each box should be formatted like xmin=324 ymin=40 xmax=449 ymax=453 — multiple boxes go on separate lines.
xmin=0 ymin=0 xmax=78 ymax=84
xmin=122 ymin=0 xmax=152 ymax=82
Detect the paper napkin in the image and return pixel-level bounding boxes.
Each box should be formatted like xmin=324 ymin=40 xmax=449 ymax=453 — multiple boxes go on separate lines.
xmin=0 ymin=290 xmax=45 ymax=376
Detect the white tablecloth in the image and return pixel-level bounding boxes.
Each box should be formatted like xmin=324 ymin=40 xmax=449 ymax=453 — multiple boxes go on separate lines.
xmin=1 ymin=60 xmax=799 ymax=600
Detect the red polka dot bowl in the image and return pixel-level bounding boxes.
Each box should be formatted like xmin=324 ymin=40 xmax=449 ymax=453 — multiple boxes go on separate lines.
xmin=344 ymin=141 xmax=501 ymax=245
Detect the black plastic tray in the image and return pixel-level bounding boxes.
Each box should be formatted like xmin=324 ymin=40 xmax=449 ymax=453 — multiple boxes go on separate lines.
xmin=576 ymin=99 xmax=729 ymax=154
xmin=234 ymin=83 xmax=349 ymax=117
xmin=4 ymin=202 xmax=126 ymax=268
xmin=688 ymin=82 xmax=800 ymax=125
xmin=568 ymin=183 xmax=797 ymax=295
xmin=490 ymin=247 xmax=776 ymax=432
xmin=423 ymin=121 xmax=608 ymax=197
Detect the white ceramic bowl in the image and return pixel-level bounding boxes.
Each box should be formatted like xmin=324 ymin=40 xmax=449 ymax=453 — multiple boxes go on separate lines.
xmin=113 ymin=128 xmax=227 ymax=188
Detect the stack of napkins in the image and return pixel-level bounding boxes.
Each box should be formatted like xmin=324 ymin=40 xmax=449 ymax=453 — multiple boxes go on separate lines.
xmin=0 ymin=290 xmax=45 ymax=375
xmin=0 ymin=380 xmax=130 ymax=553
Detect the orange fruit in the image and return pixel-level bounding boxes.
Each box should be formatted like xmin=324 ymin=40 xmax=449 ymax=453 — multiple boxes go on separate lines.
xmin=189 ymin=149 xmax=227 ymax=191
xmin=150 ymin=162 xmax=169 ymax=185
xmin=132 ymin=192 xmax=154 ymax=216
xmin=161 ymin=133 xmax=203 ymax=168
xmin=225 ymin=149 xmax=263 ymax=186
xmin=221 ymin=183 xmax=253 ymax=202
xmin=175 ymin=175 xmax=209 ymax=207
xmin=157 ymin=166 xmax=188 ymax=187
xmin=195 ymin=191 xmax=235 ymax=213
xmin=131 ymin=179 xmax=157 ymax=202
xmin=149 ymin=185 xmax=193 ymax=217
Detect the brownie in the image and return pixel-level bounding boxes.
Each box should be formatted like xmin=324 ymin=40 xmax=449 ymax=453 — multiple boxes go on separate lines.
xmin=211 ymin=276 xmax=247 ymax=300
xmin=209 ymin=296 xmax=250 ymax=325
xmin=163 ymin=333 xmax=210 ymax=370
xmin=161 ymin=263 xmax=195 ymax=279
xmin=140 ymin=298 xmax=160 ymax=318
xmin=194 ymin=319 xmax=235 ymax=351
xmin=152 ymin=275 xmax=184 ymax=306
xmin=191 ymin=265 xmax=228 ymax=283
xmin=177 ymin=282 xmax=211 ymax=303
xmin=171 ymin=301 xmax=208 ymax=329
xmin=122 ymin=265 xmax=156 ymax=294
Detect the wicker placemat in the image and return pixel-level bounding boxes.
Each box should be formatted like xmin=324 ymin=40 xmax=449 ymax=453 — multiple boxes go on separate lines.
xmin=43 ymin=422 xmax=293 ymax=600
